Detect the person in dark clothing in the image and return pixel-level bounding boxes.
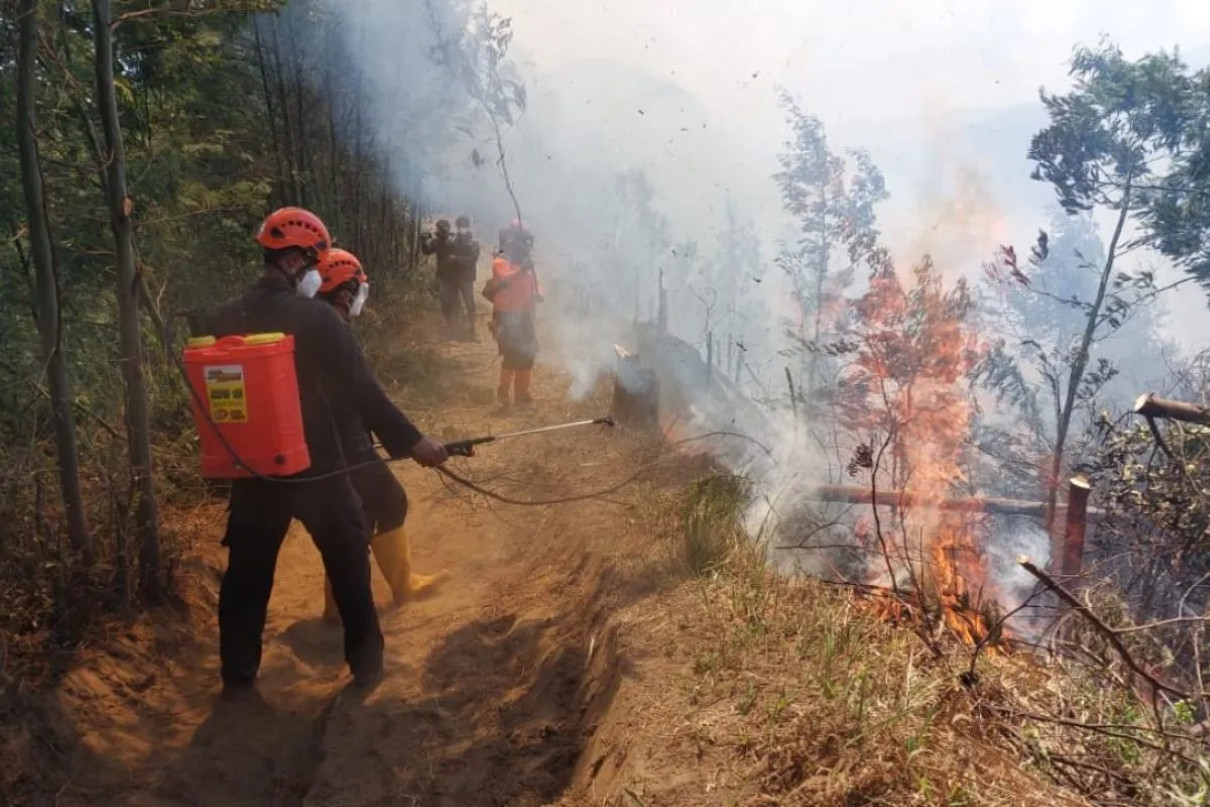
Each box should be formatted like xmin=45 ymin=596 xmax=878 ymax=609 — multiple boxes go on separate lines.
xmin=201 ymin=207 xmax=448 ymax=697
xmin=421 ymin=217 xmax=479 ymax=341
xmin=312 ymin=248 xmax=445 ymax=623
xmin=450 ymin=215 xmax=481 ymax=341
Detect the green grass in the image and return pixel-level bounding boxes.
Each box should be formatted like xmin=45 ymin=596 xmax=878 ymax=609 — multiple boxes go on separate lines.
xmin=680 ymin=473 xmax=750 ymax=576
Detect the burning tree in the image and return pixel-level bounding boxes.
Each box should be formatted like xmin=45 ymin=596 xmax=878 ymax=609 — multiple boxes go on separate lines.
xmin=839 ymin=254 xmax=1007 ymax=650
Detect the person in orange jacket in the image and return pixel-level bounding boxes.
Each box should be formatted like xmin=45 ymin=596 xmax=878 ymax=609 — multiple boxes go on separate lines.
xmin=483 ymin=221 xmax=541 ymax=410
xmin=314 ymin=248 xmax=445 ymax=622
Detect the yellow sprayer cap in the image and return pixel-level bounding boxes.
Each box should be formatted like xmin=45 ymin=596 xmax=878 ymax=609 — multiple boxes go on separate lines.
xmin=244 ymin=332 xmax=286 ymax=345
xmin=186 ymin=336 xmax=216 ymax=348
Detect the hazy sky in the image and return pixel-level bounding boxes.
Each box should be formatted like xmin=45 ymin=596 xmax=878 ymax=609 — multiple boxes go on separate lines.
xmin=485 ymin=0 xmax=1210 ymax=349
xmin=494 ymin=0 xmax=1210 ymax=122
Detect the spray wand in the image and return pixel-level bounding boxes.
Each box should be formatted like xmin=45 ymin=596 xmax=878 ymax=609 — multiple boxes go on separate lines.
xmin=443 ymin=416 xmax=615 ymax=457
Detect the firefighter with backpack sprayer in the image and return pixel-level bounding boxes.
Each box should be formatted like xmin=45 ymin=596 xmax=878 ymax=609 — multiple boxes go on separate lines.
xmin=198 ymin=207 xmax=449 ymax=698
xmin=312 ymin=248 xmax=446 ymax=623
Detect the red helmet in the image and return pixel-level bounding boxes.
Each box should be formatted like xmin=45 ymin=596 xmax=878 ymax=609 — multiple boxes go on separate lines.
xmin=255 ymin=207 xmax=332 ymax=255
xmin=317 ymin=248 xmax=367 ymax=293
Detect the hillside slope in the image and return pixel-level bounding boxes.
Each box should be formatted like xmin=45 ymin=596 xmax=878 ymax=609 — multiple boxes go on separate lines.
xmin=4 ymin=332 xmax=1096 ymax=807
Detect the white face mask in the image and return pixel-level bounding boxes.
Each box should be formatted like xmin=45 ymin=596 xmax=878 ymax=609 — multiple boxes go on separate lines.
xmin=297 ymin=268 xmax=322 ymax=299
xmin=350 ymin=283 xmax=369 ymax=317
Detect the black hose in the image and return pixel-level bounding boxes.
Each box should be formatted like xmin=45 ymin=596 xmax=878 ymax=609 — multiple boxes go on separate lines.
xmin=168 ymin=321 xmax=767 ymax=506
xmin=170 ymin=327 xmax=631 ymax=504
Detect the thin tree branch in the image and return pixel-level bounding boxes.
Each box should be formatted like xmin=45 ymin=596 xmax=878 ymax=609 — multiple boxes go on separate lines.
xmin=1018 ymin=558 xmax=1192 ymax=701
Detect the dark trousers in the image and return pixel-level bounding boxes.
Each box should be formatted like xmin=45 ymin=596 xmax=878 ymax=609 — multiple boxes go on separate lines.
xmin=439 ymin=275 xmax=476 ymax=335
xmin=494 ymin=311 xmax=538 ymax=371
xmin=351 ymin=456 xmax=408 ymax=535
xmin=218 ymin=474 xmax=384 ymax=686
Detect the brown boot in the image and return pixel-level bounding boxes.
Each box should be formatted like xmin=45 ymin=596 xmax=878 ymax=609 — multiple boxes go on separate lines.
xmin=496 ymin=368 xmax=513 ymax=411
xmin=513 ymin=369 xmax=534 ymax=409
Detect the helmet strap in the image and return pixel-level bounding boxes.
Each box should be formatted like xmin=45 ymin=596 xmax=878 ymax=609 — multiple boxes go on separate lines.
xmin=266 ymin=248 xmax=313 ymax=286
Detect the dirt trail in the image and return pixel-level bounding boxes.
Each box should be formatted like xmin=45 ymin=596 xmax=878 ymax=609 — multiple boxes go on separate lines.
xmin=47 ymin=336 xmax=670 ymax=807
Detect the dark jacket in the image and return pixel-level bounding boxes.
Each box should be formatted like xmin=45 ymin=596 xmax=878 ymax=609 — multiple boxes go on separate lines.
xmin=421 ymin=233 xmax=459 ymax=281
xmin=327 ymin=320 xmax=378 ymax=463
xmin=452 ymin=233 xmax=481 ymax=281
xmin=202 ymin=273 xmax=422 ymax=475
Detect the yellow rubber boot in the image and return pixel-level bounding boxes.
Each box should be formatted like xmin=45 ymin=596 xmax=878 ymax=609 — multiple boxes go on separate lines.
xmin=370 ymin=525 xmax=448 ymax=606
xmin=322 ymin=575 xmax=340 ymax=624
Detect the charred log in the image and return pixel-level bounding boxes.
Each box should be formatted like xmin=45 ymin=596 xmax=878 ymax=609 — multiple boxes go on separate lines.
xmin=802 ymin=484 xmax=1103 ymax=518
xmin=1133 ymin=393 xmax=1210 ymax=425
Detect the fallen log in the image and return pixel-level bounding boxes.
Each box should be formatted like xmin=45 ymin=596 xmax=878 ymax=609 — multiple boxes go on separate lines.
xmin=802 ymin=484 xmax=1104 ymax=518
xmin=1133 ymin=393 xmax=1210 ymax=425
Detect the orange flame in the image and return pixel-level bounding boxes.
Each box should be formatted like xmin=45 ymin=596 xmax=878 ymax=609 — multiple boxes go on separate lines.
xmin=847 ymin=260 xmax=1009 ymax=654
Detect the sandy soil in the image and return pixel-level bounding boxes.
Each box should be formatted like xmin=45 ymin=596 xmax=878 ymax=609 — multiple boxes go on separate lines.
xmin=38 ymin=335 xmax=680 ymax=807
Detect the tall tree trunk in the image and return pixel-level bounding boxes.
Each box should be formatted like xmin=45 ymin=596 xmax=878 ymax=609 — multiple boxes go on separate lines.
xmin=270 ymin=16 xmax=301 ymax=205
xmin=92 ymin=0 xmax=162 ymax=601
xmin=324 ymin=61 xmax=342 ymax=234
xmin=1045 ymin=179 xmax=1133 ymax=539
xmin=409 ymin=205 xmax=423 ymax=275
xmin=806 ymin=190 xmax=829 ymax=397
xmin=288 ymin=16 xmax=311 ymax=209
xmin=16 ymin=0 xmax=94 ymax=563
xmin=352 ymin=96 xmax=365 ymax=248
xmin=252 ymin=16 xmax=287 ymax=208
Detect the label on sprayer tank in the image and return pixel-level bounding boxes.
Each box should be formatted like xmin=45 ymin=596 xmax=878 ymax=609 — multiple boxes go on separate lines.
xmin=204 ymin=364 xmax=248 ymax=423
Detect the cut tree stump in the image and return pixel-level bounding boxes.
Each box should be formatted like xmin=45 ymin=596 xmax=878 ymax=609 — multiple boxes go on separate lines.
xmin=1060 ymin=475 xmax=1092 ymax=583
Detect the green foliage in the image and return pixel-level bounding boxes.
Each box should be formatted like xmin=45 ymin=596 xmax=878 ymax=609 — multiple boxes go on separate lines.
xmin=974 ymin=214 xmax=1178 ymax=497
xmin=971 ymin=40 xmax=1202 ymax=501
xmin=1089 ymin=404 xmax=1210 ymax=618
xmin=681 ymin=473 xmax=750 ymax=576
xmin=1030 ymin=40 xmax=1197 ymax=215
xmin=1029 ymin=39 xmax=1210 ymax=299
xmin=774 ymin=92 xmax=888 ymax=399
xmin=0 ymin=0 xmax=441 ymax=660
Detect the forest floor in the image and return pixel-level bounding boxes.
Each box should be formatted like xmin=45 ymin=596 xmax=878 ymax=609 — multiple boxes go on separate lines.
xmin=3 ymin=317 xmax=1094 ymax=807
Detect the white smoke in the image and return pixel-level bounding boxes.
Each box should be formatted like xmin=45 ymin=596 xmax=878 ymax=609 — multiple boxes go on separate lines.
xmin=295 ymin=0 xmax=1206 ymax=619
xmin=984 ymin=516 xmax=1053 ymax=617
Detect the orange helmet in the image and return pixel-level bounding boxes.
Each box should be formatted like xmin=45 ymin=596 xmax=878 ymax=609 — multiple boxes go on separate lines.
xmin=255 ymin=207 xmax=331 ymax=255
xmin=317 ymin=248 xmax=367 ymax=293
